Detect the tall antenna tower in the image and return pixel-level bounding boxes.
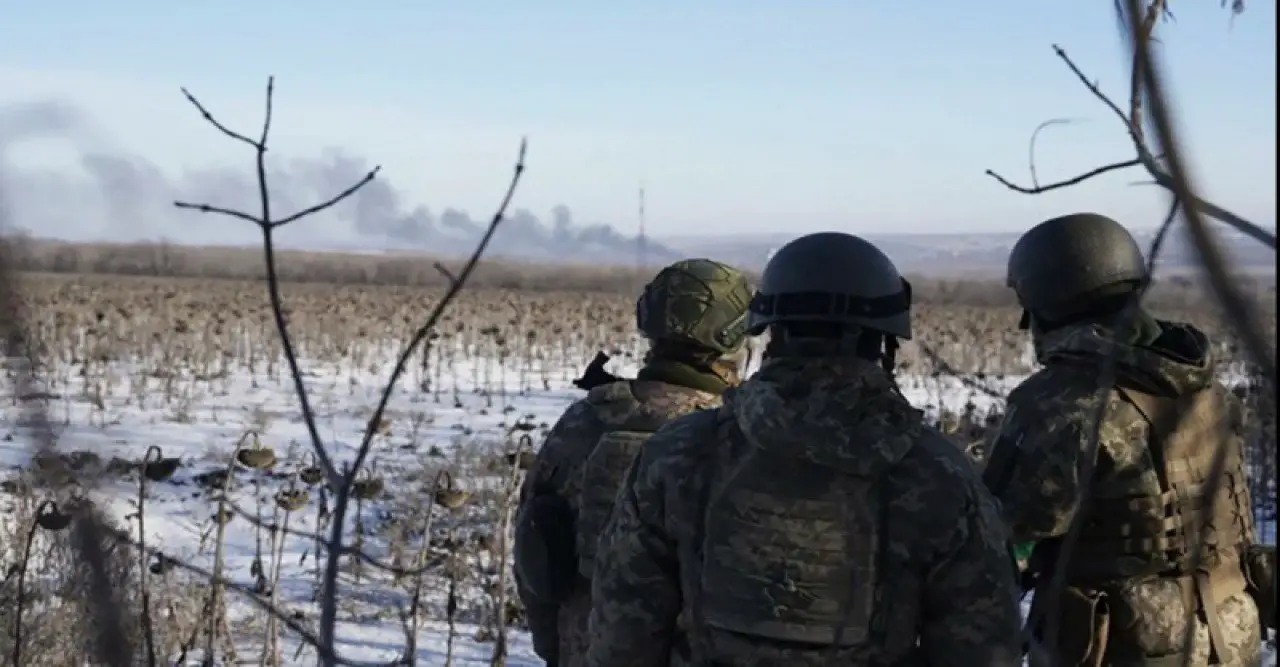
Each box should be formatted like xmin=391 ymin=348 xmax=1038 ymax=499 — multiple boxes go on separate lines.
xmin=636 ymin=182 xmax=647 ymax=272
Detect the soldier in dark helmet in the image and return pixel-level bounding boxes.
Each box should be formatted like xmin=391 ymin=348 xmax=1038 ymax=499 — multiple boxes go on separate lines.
xmin=983 ymin=212 xmax=1268 ymax=667
xmin=585 ymin=232 xmax=1023 ymax=667
xmin=512 ymin=258 xmax=754 ymax=667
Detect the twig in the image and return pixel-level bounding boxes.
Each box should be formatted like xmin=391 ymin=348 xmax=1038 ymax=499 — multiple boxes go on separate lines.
xmin=1031 ymin=197 xmax=1180 ymax=656
xmin=319 ymin=137 xmax=527 ymax=662
xmin=1008 ymin=5 xmax=1276 ymax=667
xmin=985 ymin=43 xmax=1276 ymax=251
xmin=174 ymin=77 xmax=375 ymax=488
xmin=171 ymin=77 xmax=529 ymax=666
xmin=138 ymin=445 xmax=162 ymax=667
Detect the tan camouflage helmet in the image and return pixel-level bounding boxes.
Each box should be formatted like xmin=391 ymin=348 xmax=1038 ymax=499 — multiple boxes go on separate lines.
xmin=635 ymin=258 xmax=753 ymax=356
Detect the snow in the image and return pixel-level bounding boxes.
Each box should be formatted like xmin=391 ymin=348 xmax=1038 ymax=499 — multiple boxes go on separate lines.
xmin=1 ymin=345 xmax=1273 ymax=665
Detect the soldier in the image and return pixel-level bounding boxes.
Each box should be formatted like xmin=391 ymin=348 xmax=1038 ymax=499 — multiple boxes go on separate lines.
xmin=585 ymin=232 xmax=1025 ymax=667
xmin=983 ymin=213 xmax=1267 ymax=667
xmin=513 ymin=258 xmax=755 ymax=667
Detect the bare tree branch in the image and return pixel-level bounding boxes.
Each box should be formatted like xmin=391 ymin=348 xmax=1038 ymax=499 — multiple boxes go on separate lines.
xmin=986 ymin=39 xmax=1276 ymax=251
xmin=1011 ymin=5 xmax=1275 ymax=667
xmin=319 ymin=138 xmax=528 ymax=664
xmin=173 ymin=76 xmax=378 ymax=487
xmin=167 ymin=76 xmax=530 ymax=666
xmin=984 ymin=157 xmax=1143 ymax=194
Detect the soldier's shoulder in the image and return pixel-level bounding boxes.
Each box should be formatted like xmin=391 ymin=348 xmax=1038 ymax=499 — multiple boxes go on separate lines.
xmin=584 ymin=378 xmax=638 ymax=409
xmin=556 ymin=395 xmax=604 ymax=428
xmin=542 ymin=397 xmax=606 ymax=452
xmin=897 ymin=424 xmax=987 ymax=493
xmin=1005 ymin=365 xmax=1099 ymax=423
xmin=887 ymin=425 xmax=1002 ymax=547
xmin=634 ymin=408 xmax=722 ymax=473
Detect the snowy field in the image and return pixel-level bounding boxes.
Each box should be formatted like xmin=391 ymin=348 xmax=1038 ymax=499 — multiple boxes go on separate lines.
xmin=1 ymin=344 xmax=1273 ymax=666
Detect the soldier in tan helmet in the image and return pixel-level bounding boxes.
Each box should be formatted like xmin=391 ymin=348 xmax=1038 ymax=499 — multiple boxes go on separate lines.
xmin=512 ymin=258 xmax=754 ymax=667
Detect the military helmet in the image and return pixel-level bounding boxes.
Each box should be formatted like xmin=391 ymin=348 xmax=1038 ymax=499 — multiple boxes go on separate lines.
xmin=747 ymin=232 xmax=912 ymax=340
xmin=635 ymin=258 xmax=753 ymax=356
xmin=1007 ymin=213 xmax=1148 ymax=322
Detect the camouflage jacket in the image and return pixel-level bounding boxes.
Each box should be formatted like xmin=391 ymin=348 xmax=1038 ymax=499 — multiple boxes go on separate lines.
xmin=513 ymin=375 xmax=723 ymax=665
xmin=585 ymin=357 xmax=1024 ymax=667
xmin=983 ymin=320 xmax=1263 ymax=666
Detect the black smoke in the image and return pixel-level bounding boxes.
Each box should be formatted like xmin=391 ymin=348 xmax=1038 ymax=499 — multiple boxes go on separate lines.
xmin=0 ymin=100 xmax=676 ymax=266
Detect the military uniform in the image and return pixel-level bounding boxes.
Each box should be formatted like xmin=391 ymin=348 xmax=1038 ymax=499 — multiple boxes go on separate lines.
xmin=585 ymin=233 xmax=1025 ymax=667
xmin=984 ymin=213 xmax=1267 ymax=667
xmin=513 ymin=259 xmax=754 ymax=667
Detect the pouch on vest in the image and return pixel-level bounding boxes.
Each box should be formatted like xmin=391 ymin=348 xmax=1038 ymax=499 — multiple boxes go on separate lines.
xmin=576 ymin=429 xmax=654 ymax=578
xmin=1030 ymin=586 xmax=1110 ymax=667
xmin=514 ymin=491 xmax=578 ymax=604
xmin=1242 ymin=543 xmax=1276 ymax=630
xmin=697 ymin=446 xmax=879 ymax=649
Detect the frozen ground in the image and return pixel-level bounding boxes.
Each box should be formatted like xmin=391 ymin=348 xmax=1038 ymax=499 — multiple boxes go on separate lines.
xmin=1 ymin=348 xmax=1273 ymax=665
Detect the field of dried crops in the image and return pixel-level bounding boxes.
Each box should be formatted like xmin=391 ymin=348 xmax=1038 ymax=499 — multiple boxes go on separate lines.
xmin=0 ymin=264 xmax=1274 ymax=666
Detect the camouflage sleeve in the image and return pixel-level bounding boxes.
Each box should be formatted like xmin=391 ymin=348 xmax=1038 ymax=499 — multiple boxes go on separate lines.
xmin=981 ymin=400 xmax=1091 ymax=543
xmin=584 ymin=433 xmax=684 ymax=667
xmin=516 ymin=398 xmax=598 ymax=509
xmin=919 ymin=483 xmax=1026 ymax=666
xmin=513 ymin=399 xmax=601 ymax=660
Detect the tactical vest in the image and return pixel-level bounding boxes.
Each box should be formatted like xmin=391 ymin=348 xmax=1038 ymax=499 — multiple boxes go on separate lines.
xmin=695 ymin=416 xmax=883 ymax=649
xmin=1069 ymin=385 xmax=1255 ymax=659
xmin=575 ymin=398 xmax=670 ymax=579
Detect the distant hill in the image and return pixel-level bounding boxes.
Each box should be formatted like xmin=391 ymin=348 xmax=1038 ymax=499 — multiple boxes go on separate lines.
xmin=662 ymin=227 xmax=1276 ymax=278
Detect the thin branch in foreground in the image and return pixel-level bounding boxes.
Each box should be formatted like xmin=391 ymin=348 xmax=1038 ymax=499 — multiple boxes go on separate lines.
xmin=118 ymin=535 xmax=410 ymax=667
xmin=984 ymin=156 xmax=1142 ymax=194
xmin=173 ymin=75 xmax=378 ymax=488
xmin=1030 ymin=197 xmax=1181 ymax=658
xmin=318 ymin=136 xmax=528 ymax=663
xmin=1013 ymin=4 xmax=1276 ymax=667
xmin=169 ymin=74 xmax=529 ymax=666
xmin=984 ymin=42 xmax=1276 ymax=251
xmin=1027 ymin=118 xmax=1086 ymax=190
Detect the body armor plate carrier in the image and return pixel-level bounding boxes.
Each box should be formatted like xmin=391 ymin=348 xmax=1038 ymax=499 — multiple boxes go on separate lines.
xmin=577 ymin=426 xmax=662 ymax=578
xmin=697 ymin=419 xmax=881 ymax=648
xmin=576 ymin=381 xmax=697 ymax=579
xmin=1070 ymin=385 xmax=1255 ymax=661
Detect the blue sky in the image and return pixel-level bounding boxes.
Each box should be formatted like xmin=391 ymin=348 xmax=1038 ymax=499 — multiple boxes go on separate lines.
xmin=0 ymin=1 xmax=1274 ymax=242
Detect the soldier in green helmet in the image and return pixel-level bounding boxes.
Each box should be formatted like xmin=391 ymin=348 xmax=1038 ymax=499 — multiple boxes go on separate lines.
xmin=982 ymin=212 xmax=1268 ymax=666
xmin=512 ymin=258 xmax=754 ymax=667
xmin=585 ymin=232 xmax=1023 ymax=667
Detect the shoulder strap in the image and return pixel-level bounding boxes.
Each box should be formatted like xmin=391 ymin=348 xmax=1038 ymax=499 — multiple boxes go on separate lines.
xmin=1113 ymin=386 xmax=1182 ymax=493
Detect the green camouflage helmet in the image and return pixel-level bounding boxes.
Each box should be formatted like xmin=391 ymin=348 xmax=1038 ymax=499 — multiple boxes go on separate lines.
xmin=635 ymin=258 xmax=753 ymax=356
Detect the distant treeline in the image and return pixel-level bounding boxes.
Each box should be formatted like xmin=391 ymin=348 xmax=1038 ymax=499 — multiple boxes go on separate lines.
xmin=3 ymin=236 xmax=1268 ymax=312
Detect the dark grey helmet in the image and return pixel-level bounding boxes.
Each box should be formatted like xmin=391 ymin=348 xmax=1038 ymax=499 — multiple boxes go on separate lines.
xmin=1007 ymin=213 xmax=1148 ymax=322
xmin=748 ymin=232 xmax=912 ymax=340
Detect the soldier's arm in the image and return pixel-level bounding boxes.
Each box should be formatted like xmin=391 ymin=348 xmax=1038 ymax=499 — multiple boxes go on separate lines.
xmin=584 ymin=442 xmax=682 ymax=667
xmin=513 ymin=400 xmax=598 ymax=663
xmin=919 ymin=484 xmax=1025 ymax=666
xmin=981 ymin=400 xmax=1090 ymax=543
